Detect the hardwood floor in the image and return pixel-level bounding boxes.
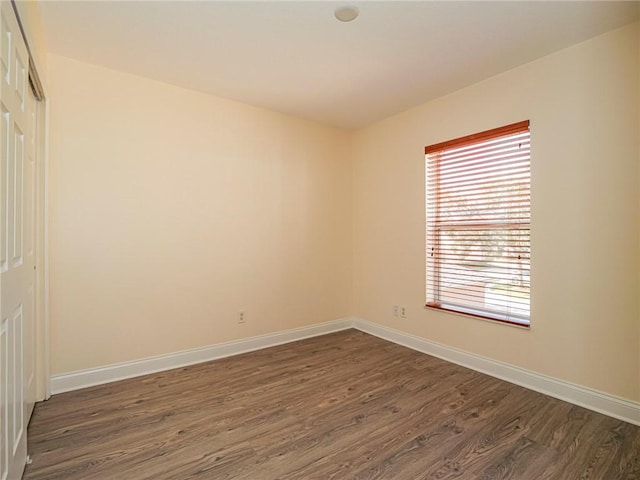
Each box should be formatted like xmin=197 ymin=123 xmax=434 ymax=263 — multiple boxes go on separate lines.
xmin=24 ymin=330 xmax=640 ymax=480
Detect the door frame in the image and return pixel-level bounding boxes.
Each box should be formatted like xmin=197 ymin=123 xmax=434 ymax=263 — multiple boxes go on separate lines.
xmin=34 ymin=94 xmax=48 ymax=401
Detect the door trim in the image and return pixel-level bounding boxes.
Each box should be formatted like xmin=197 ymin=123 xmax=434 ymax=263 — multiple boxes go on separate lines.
xmin=34 ymin=95 xmax=49 ymax=401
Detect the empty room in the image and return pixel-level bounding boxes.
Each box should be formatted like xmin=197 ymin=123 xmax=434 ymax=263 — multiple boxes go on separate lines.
xmin=1 ymin=0 xmax=639 ymax=478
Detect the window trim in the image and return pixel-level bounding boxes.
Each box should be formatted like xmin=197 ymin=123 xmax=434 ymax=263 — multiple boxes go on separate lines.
xmin=425 ymin=120 xmax=531 ymax=328
xmin=424 ymin=120 xmax=530 ymax=155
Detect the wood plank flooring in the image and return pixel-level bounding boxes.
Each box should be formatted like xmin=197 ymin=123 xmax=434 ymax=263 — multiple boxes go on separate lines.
xmin=24 ymin=330 xmax=640 ymax=479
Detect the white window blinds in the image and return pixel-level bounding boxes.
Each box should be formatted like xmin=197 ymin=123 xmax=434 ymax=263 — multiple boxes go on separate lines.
xmin=425 ymin=121 xmax=531 ymax=326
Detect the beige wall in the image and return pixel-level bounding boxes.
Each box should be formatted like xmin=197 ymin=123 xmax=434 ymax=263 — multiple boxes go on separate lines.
xmin=48 ymin=55 xmax=352 ymax=375
xmin=352 ymin=23 xmax=640 ymax=402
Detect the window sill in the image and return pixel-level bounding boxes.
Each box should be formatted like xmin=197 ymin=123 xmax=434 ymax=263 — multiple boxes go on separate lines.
xmin=425 ymin=303 xmax=531 ymax=329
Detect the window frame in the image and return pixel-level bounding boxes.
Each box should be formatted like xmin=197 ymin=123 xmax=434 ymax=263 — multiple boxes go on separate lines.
xmin=425 ymin=120 xmax=531 ymax=328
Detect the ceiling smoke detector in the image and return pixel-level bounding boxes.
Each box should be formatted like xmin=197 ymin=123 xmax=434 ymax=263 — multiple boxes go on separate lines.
xmin=335 ymin=5 xmax=359 ymax=23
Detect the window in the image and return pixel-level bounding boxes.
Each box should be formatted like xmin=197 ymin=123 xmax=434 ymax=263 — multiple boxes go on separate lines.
xmin=425 ymin=121 xmax=531 ymax=327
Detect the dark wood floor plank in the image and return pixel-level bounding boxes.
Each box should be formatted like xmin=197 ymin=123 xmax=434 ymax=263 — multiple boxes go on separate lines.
xmin=475 ymin=436 xmax=557 ymax=480
xmin=23 ymin=329 xmax=640 ymax=480
xmin=602 ymin=422 xmax=640 ymax=479
xmin=289 ymin=378 xmax=513 ymax=480
xmin=415 ymin=384 xmax=547 ymax=479
xmin=574 ymin=417 xmax=634 ymax=480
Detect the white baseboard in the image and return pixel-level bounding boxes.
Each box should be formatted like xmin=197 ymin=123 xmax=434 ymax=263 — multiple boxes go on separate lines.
xmin=50 ymin=316 xmax=640 ymax=426
xmin=352 ymin=318 xmax=640 ymax=426
xmin=50 ymin=318 xmax=353 ymax=394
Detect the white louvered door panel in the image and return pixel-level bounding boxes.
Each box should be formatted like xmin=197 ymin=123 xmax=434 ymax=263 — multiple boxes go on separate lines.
xmin=0 ymin=2 xmax=35 ymax=479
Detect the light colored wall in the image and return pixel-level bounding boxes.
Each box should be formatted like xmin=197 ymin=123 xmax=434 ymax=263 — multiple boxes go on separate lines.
xmin=351 ymin=23 xmax=640 ymax=402
xmin=48 ymin=55 xmax=352 ymax=375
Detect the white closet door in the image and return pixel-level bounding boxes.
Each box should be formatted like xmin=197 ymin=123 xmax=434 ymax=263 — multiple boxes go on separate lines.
xmin=0 ymin=2 xmax=36 ymax=478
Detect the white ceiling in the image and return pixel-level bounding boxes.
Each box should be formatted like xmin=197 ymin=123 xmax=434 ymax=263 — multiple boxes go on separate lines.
xmin=38 ymin=1 xmax=639 ymax=129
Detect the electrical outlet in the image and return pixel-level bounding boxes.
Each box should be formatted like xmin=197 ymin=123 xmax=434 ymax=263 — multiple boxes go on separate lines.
xmin=238 ymin=311 xmax=246 ymax=324
xmin=393 ymin=305 xmax=399 ymax=317
xmin=400 ymin=306 xmax=407 ymax=318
